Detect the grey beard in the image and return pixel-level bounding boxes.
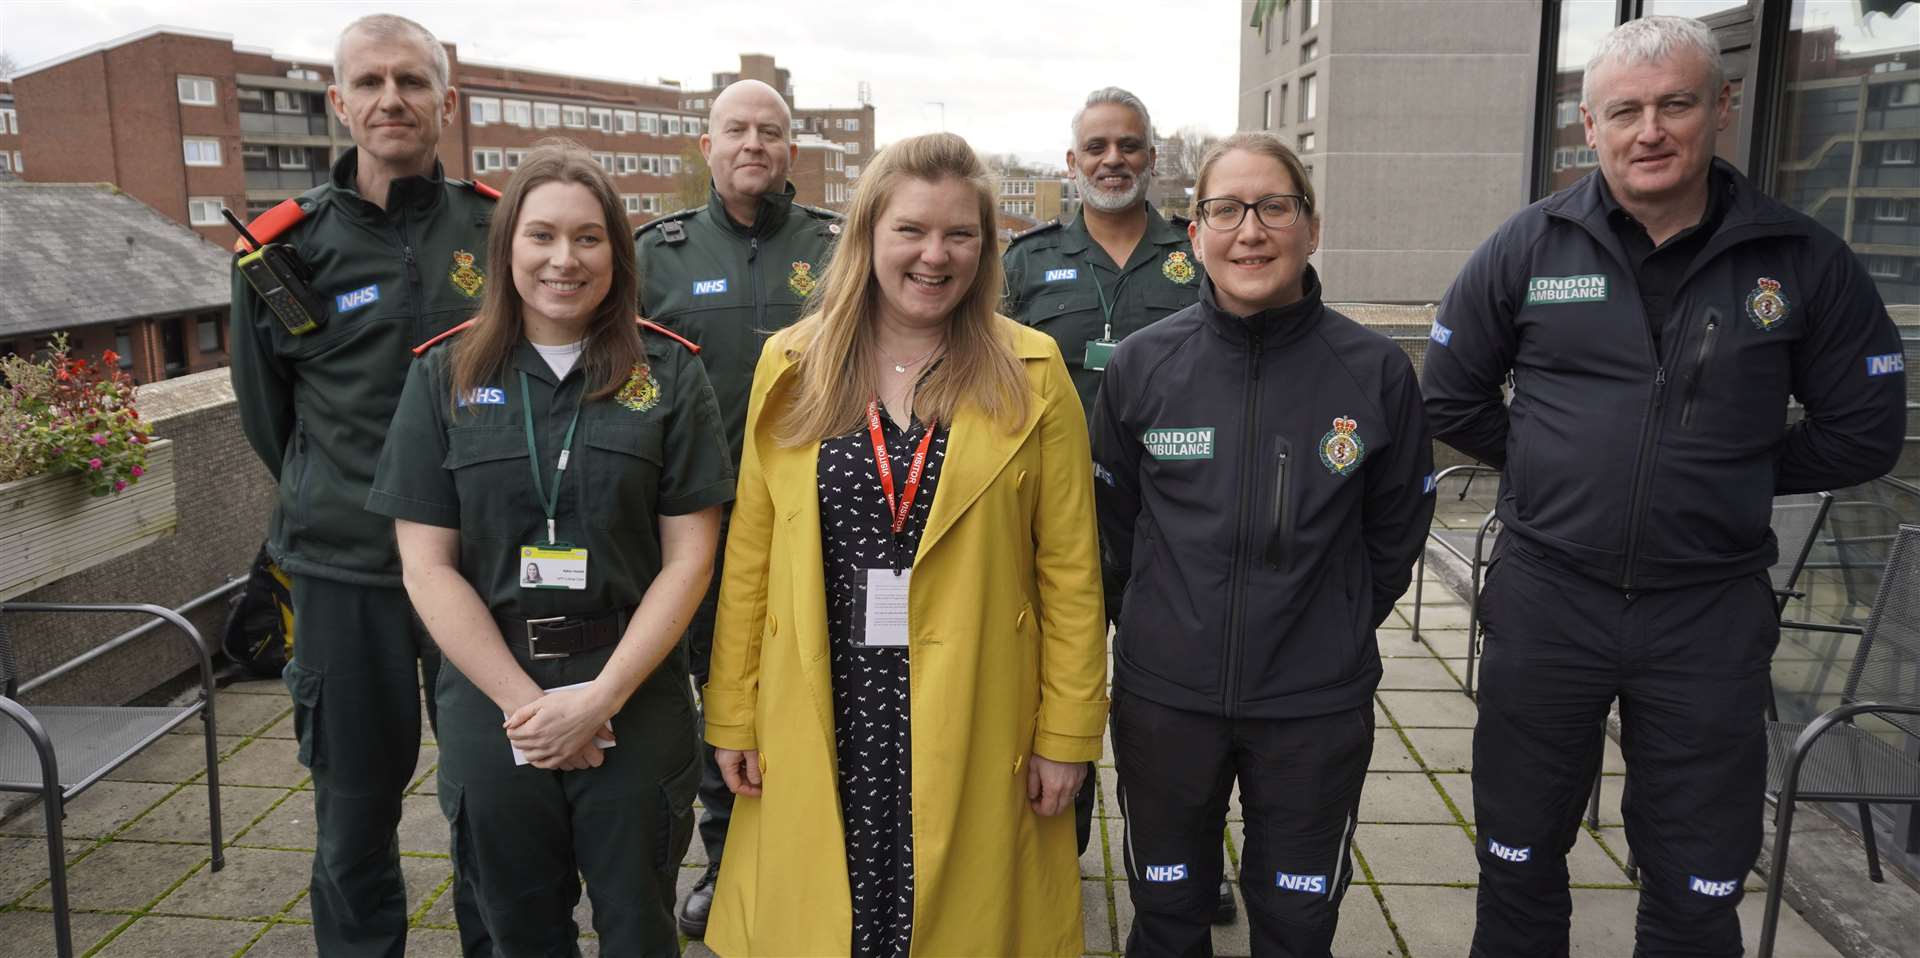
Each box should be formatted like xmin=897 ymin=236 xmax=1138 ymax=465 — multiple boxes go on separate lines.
xmin=1074 ymin=168 xmax=1150 ymax=213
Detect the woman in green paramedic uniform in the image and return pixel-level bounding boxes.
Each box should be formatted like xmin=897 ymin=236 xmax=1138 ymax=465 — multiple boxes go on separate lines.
xmin=369 ymin=141 xmax=734 ymax=956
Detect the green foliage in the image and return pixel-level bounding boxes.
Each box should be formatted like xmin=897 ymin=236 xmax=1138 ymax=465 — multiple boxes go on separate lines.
xmin=0 ymin=334 xmax=155 ymax=495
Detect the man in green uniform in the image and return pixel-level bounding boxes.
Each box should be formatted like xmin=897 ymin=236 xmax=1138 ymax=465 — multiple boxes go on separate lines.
xmin=633 ymin=77 xmax=841 ymax=940
xmin=368 ymin=322 xmax=735 ymax=954
xmin=1000 ymin=85 xmax=1230 ymax=924
xmin=227 ymin=14 xmax=493 ymax=956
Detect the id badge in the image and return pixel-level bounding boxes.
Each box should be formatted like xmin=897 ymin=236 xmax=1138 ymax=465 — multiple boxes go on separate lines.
xmin=1083 ymin=339 xmax=1117 ymax=372
xmin=520 ymin=544 xmax=588 ymax=590
xmin=860 ymin=568 xmax=911 ymax=648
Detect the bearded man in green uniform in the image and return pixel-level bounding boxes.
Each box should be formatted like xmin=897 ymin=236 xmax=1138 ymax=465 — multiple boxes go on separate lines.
xmin=633 ymin=77 xmax=841 ymax=940
xmin=228 ymin=14 xmax=493 ymax=956
xmin=1001 ymin=85 xmax=1233 ymax=925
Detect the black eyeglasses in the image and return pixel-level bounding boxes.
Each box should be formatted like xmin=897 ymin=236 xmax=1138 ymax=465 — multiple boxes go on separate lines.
xmin=1195 ymin=194 xmax=1311 ymax=231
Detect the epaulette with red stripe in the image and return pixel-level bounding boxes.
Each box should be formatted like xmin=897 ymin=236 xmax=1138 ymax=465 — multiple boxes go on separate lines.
xmin=410 ymin=316 xmax=700 ymax=357
xmin=640 ymin=319 xmax=699 ymax=354
xmin=413 ymin=318 xmax=476 ymax=356
xmin=232 ymin=198 xmax=307 ymax=253
xmin=461 ymin=179 xmax=502 ymax=201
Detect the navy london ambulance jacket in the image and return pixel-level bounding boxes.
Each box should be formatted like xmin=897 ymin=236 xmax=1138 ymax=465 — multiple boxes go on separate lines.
xmin=1423 ymin=161 xmax=1906 ymax=591
xmin=1092 ymin=268 xmax=1436 ymax=720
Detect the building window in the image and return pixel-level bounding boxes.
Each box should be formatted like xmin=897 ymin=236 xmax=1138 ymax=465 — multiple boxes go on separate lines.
xmin=1890 ymin=82 xmax=1920 ymax=107
xmin=469 ymin=96 xmax=501 ymax=125
xmin=666 ymin=156 xmax=682 ymax=175
xmin=0 ymin=108 xmax=15 ymax=134
xmin=846 ymin=142 xmax=860 ymax=155
xmin=504 ymin=149 xmax=526 ymax=170
xmin=639 ymin=113 xmax=659 ymax=134
xmin=620 ymin=153 xmax=640 ymax=173
xmin=0 ymin=153 xmax=12 ymax=174
xmin=1299 ymin=132 xmax=1315 ymax=153
xmin=1875 ymin=198 xmax=1909 ymax=222
xmin=593 ymin=152 xmax=616 ymax=174
xmin=1263 ymin=91 xmax=1273 ymax=130
xmin=1884 ymin=141 xmax=1917 ymax=165
xmin=273 ymin=90 xmax=308 ymax=114
xmin=277 ymin=146 xmax=308 ymax=168
xmin=562 ymin=105 xmax=589 ymax=128
xmin=1302 ymin=40 xmax=1318 ymax=63
xmin=473 ymin=149 xmax=504 ymax=173
xmin=1865 ymin=255 xmax=1905 ymax=279
xmin=187 ymin=197 xmax=225 ymax=225
xmin=503 ymin=99 xmax=531 ymax=127
xmin=846 ymin=118 xmax=860 ymax=132
xmin=183 ymin=138 xmax=222 ymax=166
xmin=641 ymin=155 xmax=660 ymax=174
xmin=114 ymin=330 xmax=134 ymax=368
xmin=847 ymin=163 xmax=861 ymax=178
xmin=665 ymin=116 xmax=684 ymax=135
xmin=1301 ymin=75 xmax=1316 ymax=122
xmin=1305 ymin=0 xmax=1320 ymax=29
xmin=534 ymin=103 xmax=561 ymax=128
xmin=687 ymin=118 xmax=702 ymax=135
xmin=286 ymin=68 xmax=321 ymax=81
xmin=1557 ymin=99 xmax=1580 ymax=129
xmin=590 ymin=108 xmax=614 ymax=132
xmin=643 ymin=195 xmax=662 ymax=214
xmin=617 ymin=110 xmax=638 ymax=133
xmin=177 ymin=75 xmax=217 ymax=106
xmin=236 ymin=87 xmax=268 ymax=112
xmin=624 ymin=194 xmax=643 ymax=214
xmin=197 ymin=316 xmax=222 ymax=353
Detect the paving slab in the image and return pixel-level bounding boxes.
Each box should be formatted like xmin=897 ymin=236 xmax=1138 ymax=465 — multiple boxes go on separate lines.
xmin=0 ymin=907 xmax=125 ymax=955
xmin=236 ymin=789 xmax=315 ymax=849
xmin=1080 ymin=877 xmax=1113 ymax=953
xmin=1 ymin=834 xmax=65 ymax=904
xmin=1379 ymin=656 xmax=1464 ymax=693
xmin=4 ymin=780 xmax=177 ymax=840
xmin=1376 ymin=884 xmax=1477 ymax=957
xmin=1409 ymin=628 xmax=1472 ymax=660
xmin=104 ymin=732 xmax=244 ymax=784
xmin=397 ymin=793 xmax=451 ymax=856
xmin=119 ymin=783 xmax=288 ymax=846
xmin=1351 ymin=824 xmax=1478 ymax=885
xmin=1080 ymin=820 xmax=1107 ymax=878
xmin=153 ymin=845 xmax=312 ymax=919
xmin=1401 ymin=728 xmax=1472 ymax=773
xmin=218 ymin=736 xmax=312 ymax=788
xmin=1360 ymin=772 xmax=1459 ymax=825
xmin=292 ymin=852 xmax=445 ymax=922
xmin=1333 ymin=888 xmax=1401 ymax=957
xmin=1377 ymin=691 xmax=1479 ymax=730
xmin=24 ymin=839 xmax=207 ymax=911
xmin=1369 ymin=730 xmax=1419 ymax=772
xmin=183 ymin=692 xmax=292 ymax=739
xmin=242 ymin=921 xmax=320 ymax=956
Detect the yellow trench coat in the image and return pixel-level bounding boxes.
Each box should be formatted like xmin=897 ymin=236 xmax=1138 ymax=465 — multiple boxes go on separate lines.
xmin=702 ymin=318 xmax=1109 ymax=957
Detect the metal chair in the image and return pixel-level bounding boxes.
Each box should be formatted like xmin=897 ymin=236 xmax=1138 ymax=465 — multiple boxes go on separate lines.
xmin=1410 ymin=464 xmax=1500 ymax=698
xmin=1757 ymin=524 xmax=1920 ymax=958
xmin=0 ymin=601 xmax=227 ymax=958
xmin=1586 ymin=492 xmax=1836 ymax=881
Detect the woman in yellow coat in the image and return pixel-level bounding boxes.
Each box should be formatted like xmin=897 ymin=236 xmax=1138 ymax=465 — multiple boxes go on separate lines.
xmin=700 ymin=132 xmax=1108 ymax=957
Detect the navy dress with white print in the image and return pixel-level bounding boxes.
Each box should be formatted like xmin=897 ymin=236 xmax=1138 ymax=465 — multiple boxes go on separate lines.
xmin=817 ymin=413 xmax=949 ymax=958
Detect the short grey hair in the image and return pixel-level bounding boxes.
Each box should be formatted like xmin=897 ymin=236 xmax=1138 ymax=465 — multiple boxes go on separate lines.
xmin=334 ymin=14 xmax=450 ymax=92
xmin=1070 ymin=86 xmax=1152 ymax=147
xmin=1582 ymin=15 xmax=1725 ymax=107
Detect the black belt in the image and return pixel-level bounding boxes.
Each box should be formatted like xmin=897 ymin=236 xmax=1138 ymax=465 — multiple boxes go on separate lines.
xmin=501 ymin=609 xmax=628 ymax=659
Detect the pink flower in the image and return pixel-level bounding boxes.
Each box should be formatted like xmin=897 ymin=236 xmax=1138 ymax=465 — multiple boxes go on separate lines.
xmin=91 ymin=433 xmax=109 ymax=446
xmin=113 ymin=479 xmax=127 ymax=492
xmin=88 ymin=457 xmax=103 ymax=470
xmin=130 ymin=465 xmax=144 ymax=478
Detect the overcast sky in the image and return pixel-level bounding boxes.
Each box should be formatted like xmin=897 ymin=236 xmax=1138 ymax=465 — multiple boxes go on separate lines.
xmin=0 ymin=0 xmax=1245 ymax=167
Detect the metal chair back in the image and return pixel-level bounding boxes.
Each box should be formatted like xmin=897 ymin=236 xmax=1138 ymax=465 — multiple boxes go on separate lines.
xmin=1768 ymin=493 xmax=1833 ymax=602
xmin=1842 ymin=525 xmax=1920 ymax=743
xmin=0 ymin=616 xmax=15 ymax=699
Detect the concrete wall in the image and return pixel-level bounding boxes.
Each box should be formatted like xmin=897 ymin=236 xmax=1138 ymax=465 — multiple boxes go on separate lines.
xmin=9 ymin=368 xmax=273 ymax=707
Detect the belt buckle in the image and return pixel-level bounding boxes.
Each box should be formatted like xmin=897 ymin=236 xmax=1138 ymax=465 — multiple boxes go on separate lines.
xmin=524 ymin=615 xmax=572 ymax=660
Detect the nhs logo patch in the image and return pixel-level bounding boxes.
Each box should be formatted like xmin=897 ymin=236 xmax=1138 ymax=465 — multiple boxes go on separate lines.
xmin=1275 ymin=871 xmax=1327 ymax=894
xmin=1867 ymin=353 xmax=1905 ymax=377
xmin=1044 ymin=268 xmax=1078 ymax=283
xmin=692 ymin=278 xmax=729 ymax=296
xmin=1422 ymin=472 xmax=1438 ymax=494
xmin=335 ymin=284 xmax=380 ymax=314
xmin=459 ymin=387 xmax=506 ymax=407
xmin=1488 ymin=839 xmax=1531 ymax=863
xmin=1141 ymin=864 xmax=1188 ymax=883
xmin=1689 ymin=876 xmax=1739 ymax=898
xmin=1429 ymin=321 xmax=1453 ymax=346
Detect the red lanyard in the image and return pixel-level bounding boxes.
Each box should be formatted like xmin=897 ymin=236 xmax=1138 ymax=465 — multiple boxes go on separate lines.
xmin=865 ymin=398 xmax=937 ymax=535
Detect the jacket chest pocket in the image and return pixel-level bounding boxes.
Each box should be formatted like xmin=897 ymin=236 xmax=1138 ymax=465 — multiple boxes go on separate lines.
xmin=1025 ymin=290 xmax=1102 ymax=359
xmin=1129 ymin=286 xmax=1197 ymax=336
xmin=583 ymin=420 xmax=666 ymax=533
xmin=1674 ymin=304 xmax=1794 ymax=436
xmin=444 ymin=425 xmax=536 ymax=537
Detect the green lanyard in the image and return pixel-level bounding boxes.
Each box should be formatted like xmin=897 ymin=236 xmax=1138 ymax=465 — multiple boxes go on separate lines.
xmin=519 ymin=369 xmax=584 ymax=545
xmin=1086 ymin=259 xmax=1134 ymax=342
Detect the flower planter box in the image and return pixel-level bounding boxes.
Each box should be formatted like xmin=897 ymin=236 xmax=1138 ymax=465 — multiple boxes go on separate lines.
xmin=0 ymin=439 xmax=176 ymax=601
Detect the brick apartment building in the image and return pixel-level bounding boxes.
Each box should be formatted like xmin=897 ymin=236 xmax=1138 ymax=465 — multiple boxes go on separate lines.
xmin=0 ymin=81 xmax=23 ymax=177
xmin=8 ymin=30 xmax=869 ymax=250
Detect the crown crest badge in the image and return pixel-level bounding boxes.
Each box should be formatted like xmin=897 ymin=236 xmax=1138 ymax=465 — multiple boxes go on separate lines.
xmin=449 ymin=250 xmax=485 ymax=298
xmin=1319 ymin=416 xmax=1365 ymax=476
xmin=1746 ymin=276 xmax=1789 ymax=331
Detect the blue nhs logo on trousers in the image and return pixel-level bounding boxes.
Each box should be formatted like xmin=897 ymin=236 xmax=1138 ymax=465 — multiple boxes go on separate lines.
xmin=1141 ymin=864 xmax=1187 ymax=882
xmin=1275 ymin=871 xmax=1327 ymax=893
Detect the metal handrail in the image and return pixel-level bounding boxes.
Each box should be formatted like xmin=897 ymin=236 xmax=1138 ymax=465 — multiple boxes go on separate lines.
xmin=10 ymin=577 xmax=243 ymax=695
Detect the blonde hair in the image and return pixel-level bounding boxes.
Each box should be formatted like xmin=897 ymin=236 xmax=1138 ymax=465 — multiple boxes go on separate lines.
xmin=776 ymin=132 xmax=1028 ymax=445
xmin=1192 ymin=132 xmax=1318 ymax=219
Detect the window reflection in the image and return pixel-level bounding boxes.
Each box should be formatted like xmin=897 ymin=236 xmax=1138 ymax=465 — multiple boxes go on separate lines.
xmin=1542 ymin=1 xmax=1617 ymax=195
xmin=1774 ymin=0 xmax=1920 ymax=305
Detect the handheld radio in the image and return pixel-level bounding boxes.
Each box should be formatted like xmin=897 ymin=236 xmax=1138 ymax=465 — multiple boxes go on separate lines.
xmin=225 ymin=209 xmax=326 ymax=336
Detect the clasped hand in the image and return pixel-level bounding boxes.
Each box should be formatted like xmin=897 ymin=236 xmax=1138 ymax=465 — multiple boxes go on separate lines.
xmin=505 ymin=685 xmax=616 ymax=770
